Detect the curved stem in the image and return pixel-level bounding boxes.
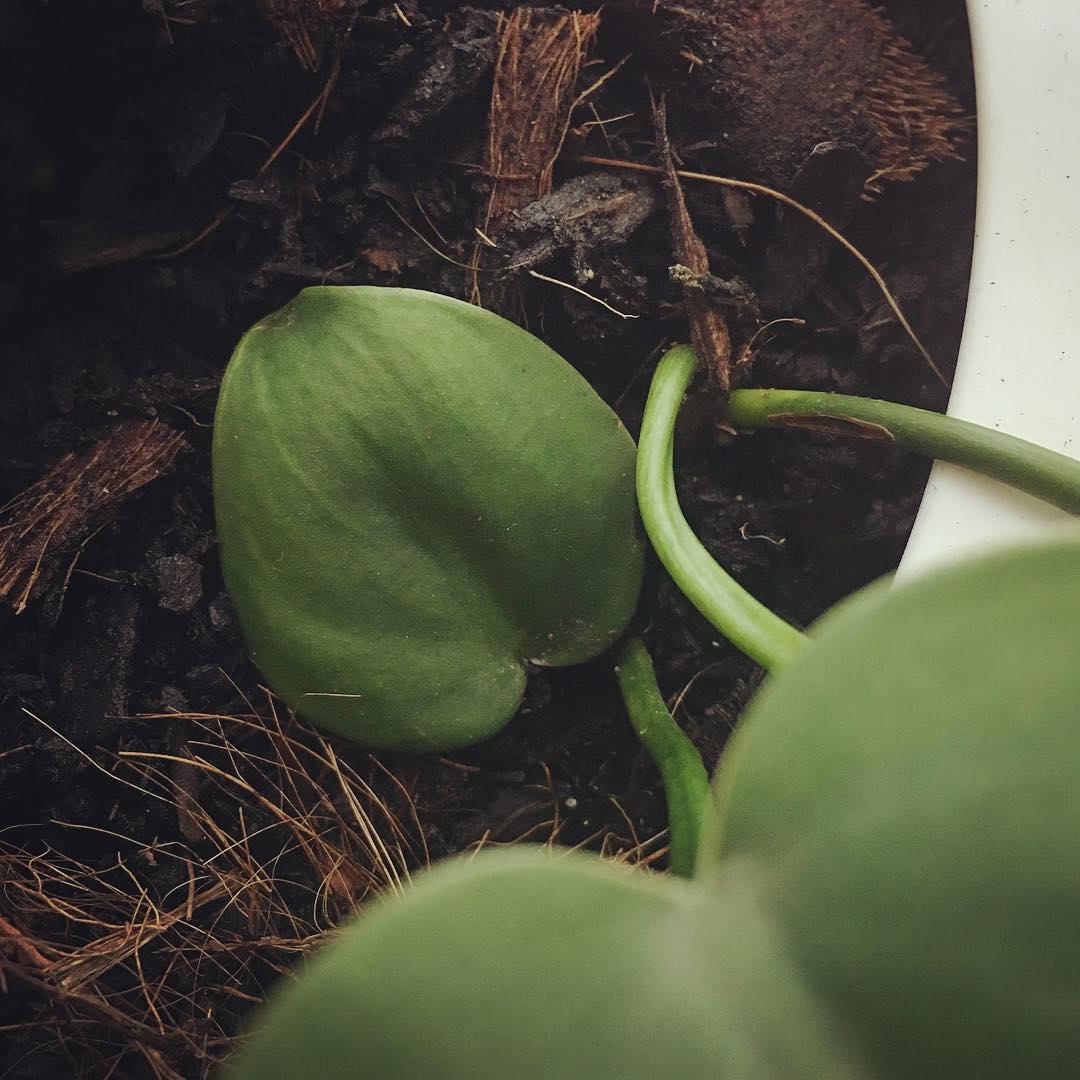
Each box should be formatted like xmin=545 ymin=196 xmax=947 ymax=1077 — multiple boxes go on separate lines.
xmin=724 ymin=389 xmax=1080 ymax=515
xmin=614 ymin=635 xmax=710 ymax=877
xmin=638 ymin=346 xmax=807 ymax=670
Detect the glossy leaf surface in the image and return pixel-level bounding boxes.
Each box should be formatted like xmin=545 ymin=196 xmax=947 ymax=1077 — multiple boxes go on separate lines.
xmin=226 ymin=849 xmax=866 ymax=1080
xmin=709 ymin=534 xmax=1080 ymax=1078
xmin=213 ymin=287 xmax=643 ymax=750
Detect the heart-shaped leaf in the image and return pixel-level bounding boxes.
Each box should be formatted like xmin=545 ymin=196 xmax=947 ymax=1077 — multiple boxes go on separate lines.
xmin=213 ymin=287 xmax=643 ymax=750
xmin=225 ymin=849 xmax=866 ymax=1080
xmin=707 ymin=534 xmax=1080 ymax=1078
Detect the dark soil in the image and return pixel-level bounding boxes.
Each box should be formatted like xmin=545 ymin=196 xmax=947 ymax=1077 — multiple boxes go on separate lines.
xmin=0 ymin=1 xmax=974 ymax=1076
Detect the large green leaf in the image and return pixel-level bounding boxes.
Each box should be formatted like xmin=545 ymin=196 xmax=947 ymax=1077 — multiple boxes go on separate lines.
xmin=707 ymin=533 xmax=1080 ymax=1078
xmin=213 ymin=287 xmax=643 ymax=751
xmin=225 ymin=848 xmax=866 ymax=1080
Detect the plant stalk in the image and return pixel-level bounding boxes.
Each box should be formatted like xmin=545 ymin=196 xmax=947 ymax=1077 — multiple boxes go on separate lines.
xmin=638 ymin=346 xmax=807 ymax=670
xmin=724 ymin=389 xmax=1080 ymax=514
xmin=614 ymin=635 xmax=710 ymax=877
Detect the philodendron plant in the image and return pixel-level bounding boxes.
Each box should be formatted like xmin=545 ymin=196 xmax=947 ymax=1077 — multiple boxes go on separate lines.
xmin=214 ymin=286 xmax=1080 ymax=1077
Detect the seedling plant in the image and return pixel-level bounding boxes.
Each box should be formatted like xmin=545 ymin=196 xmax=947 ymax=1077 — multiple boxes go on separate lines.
xmin=213 ymin=287 xmax=1080 ymax=1078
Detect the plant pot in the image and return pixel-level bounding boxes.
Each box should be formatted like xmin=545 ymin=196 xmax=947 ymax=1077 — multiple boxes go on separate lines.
xmin=900 ymin=1 xmax=1080 ymax=576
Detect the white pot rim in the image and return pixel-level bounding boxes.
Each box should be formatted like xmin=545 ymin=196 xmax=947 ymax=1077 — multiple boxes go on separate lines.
xmin=899 ymin=0 xmax=1080 ymax=579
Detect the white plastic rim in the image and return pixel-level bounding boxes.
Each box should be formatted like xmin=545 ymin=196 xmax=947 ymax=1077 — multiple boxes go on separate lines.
xmin=898 ymin=1 xmax=1080 ymax=578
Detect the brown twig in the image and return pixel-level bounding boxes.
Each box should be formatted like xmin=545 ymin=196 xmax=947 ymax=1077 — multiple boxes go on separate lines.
xmin=652 ymin=100 xmax=733 ymax=389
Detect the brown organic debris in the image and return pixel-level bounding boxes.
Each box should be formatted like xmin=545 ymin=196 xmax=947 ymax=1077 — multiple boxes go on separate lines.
xmin=483 ymin=7 xmax=600 ymax=230
xmin=470 ymin=6 xmax=600 ymax=302
xmin=574 ymin=152 xmax=947 ymax=385
xmin=373 ymin=10 xmax=501 ymax=149
xmin=863 ymin=11 xmax=972 ymax=192
xmin=500 ymin=172 xmax=661 ymax=288
xmin=653 ymin=100 xmax=733 ymax=389
xmin=0 ymin=420 xmax=185 ymax=614
xmin=159 ymin=52 xmax=341 ymax=259
xmin=1 ymin=699 xmax=422 ymax=1079
xmin=256 ymin=0 xmax=347 ymax=69
xmin=630 ymin=0 xmax=970 ymax=190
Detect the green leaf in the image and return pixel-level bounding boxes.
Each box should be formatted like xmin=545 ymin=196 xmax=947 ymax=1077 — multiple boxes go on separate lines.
xmin=707 ymin=533 xmax=1080 ymax=1078
xmin=213 ymin=287 xmax=643 ymax=751
xmin=225 ymin=848 xmax=866 ymax=1080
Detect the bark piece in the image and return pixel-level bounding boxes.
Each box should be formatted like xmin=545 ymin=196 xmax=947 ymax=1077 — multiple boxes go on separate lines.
xmin=0 ymin=420 xmax=185 ymax=614
xmin=499 ymin=172 xmax=660 ymax=282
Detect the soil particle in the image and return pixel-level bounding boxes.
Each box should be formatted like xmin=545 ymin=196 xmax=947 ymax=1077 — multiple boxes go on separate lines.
xmin=148 ymin=553 xmax=204 ymax=614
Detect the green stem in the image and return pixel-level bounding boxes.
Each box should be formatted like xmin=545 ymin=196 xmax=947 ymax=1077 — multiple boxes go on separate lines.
xmin=725 ymin=389 xmax=1080 ymax=515
xmin=638 ymin=346 xmax=807 ymax=670
xmin=614 ymin=635 xmax=710 ymax=877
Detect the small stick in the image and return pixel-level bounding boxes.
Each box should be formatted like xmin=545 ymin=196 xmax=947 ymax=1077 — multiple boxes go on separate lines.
xmin=652 ymin=100 xmax=733 ymax=389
